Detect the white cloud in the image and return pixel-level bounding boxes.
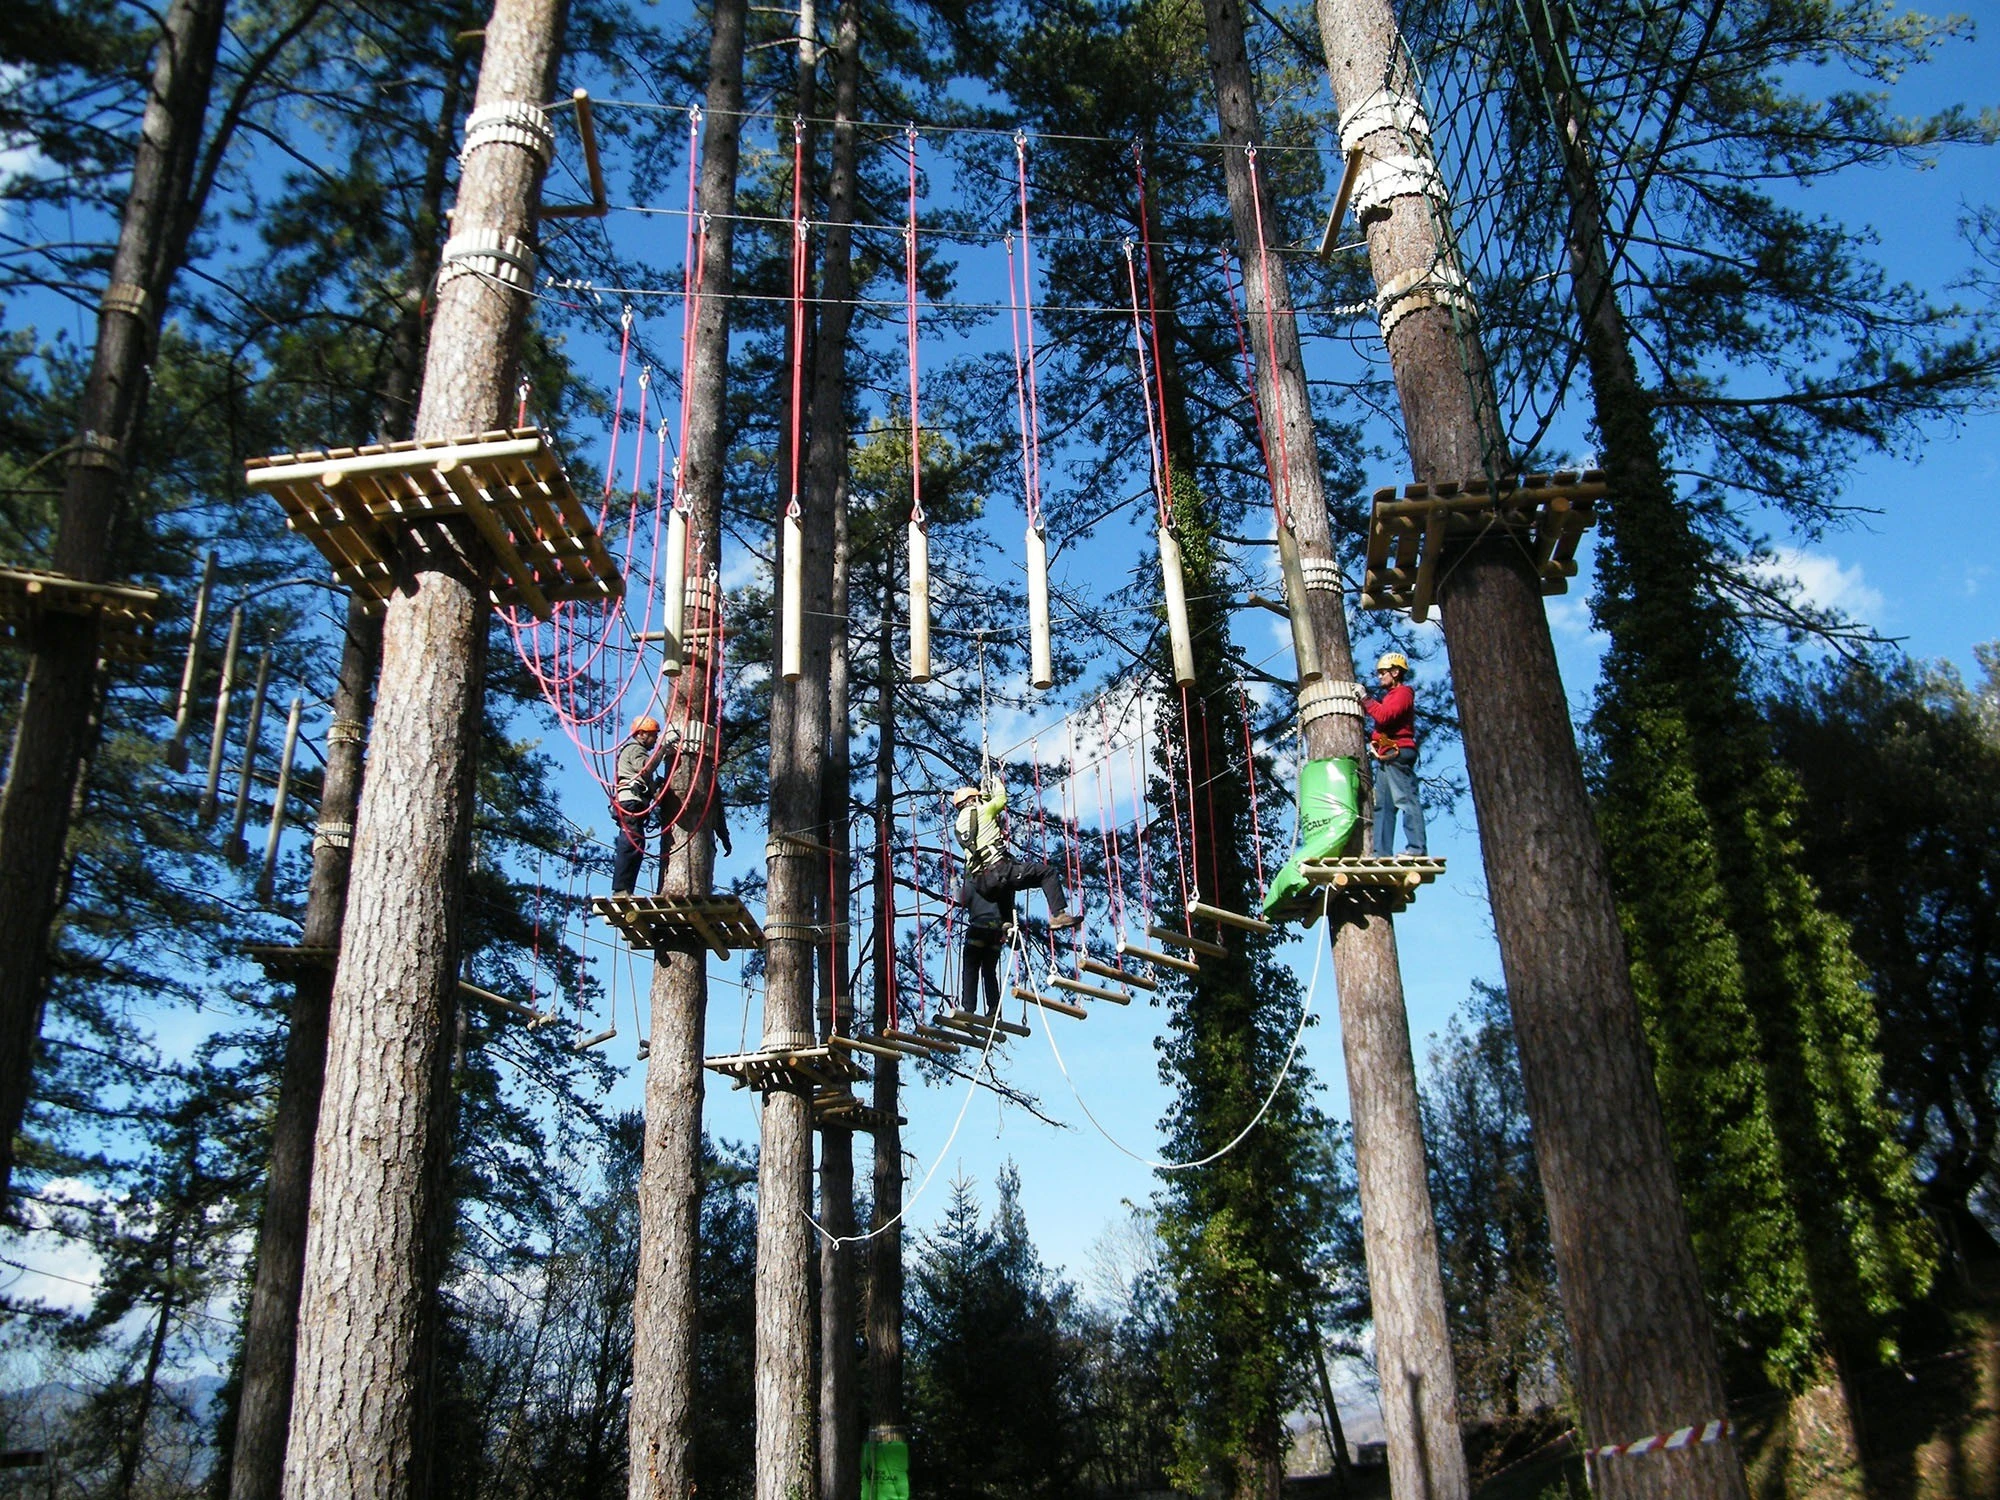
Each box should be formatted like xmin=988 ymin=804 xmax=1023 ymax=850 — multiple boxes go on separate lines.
xmin=1753 ymin=546 xmax=1885 ymax=625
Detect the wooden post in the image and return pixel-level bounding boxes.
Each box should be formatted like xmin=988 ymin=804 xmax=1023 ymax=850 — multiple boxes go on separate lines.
xmin=167 ymin=550 xmax=218 ymax=772
xmin=907 ymin=519 xmax=931 ymax=684
xmin=1197 ymin=1 xmax=1472 ymax=1494
xmin=1158 ymin=525 xmax=1197 ymax=687
xmin=256 ymin=697 xmax=302 ymax=904
xmin=626 ymin=7 xmax=744 ymax=1495
xmin=1311 ymin=0 xmax=1746 ymax=1493
xmin=661 ymin=505 xmax=688 ymax=676
xmin=1025 ymin=521 xmax=1052 ymax=689
xmin=1276 ymin=524 xmax=1323 ymax=683
xmin=200 ymin=605 xmax=243 ymax=822
xmin=227 ymin=647 xmax=272 ymax=862
xmin=279 ymin=2 xmax=565 ymax=1494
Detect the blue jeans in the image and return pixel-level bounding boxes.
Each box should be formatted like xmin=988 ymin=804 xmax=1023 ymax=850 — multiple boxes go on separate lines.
xmin=1372 ymin=746 xmax=1426 ymax=856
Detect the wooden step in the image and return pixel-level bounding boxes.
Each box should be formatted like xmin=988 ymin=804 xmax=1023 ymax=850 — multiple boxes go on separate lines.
xmin=1014 ymin=986 xmax=1088 ymax=1019
xmin=895 ymin=1026 xmax=963 ymax=1054
xmin=1117 ymin=938 xmax=1200 ymax=976
xmin=1147 ymin=923 xmax=1229 ymax=960
xmin=1187 ymin=899 xmax=1274 ymax=936
xmin=941 ymin=1008 xmax=1031 ymax=1039
xmin=1049 ymin=975 xmax=1131 ymax=1005
xmin=1081 ymin=955 xmax=1156 ymax=991
xmin=832 ymin=1033 xmax=924 ymax=1061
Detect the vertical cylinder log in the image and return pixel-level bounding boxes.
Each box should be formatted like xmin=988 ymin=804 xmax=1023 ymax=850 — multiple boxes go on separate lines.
xmin=661 ymin=507 xmax=688 ymax=677
xmin=1158 ymin=525 xmax=1197 ymax=688
xmin=1276 ymin=523 xmax=1323 ymax=683
xmin=257 ymin=695 xmax=302 ymax=903
xmin=228 ymin=648 xmax=272 ymax=862
xmin=165 ymin=549 xmax=217 ymax=771
xmin=1025 ymin=521 xmax=1052 ymax=690
xmin=907 ymin=519 xmax=931 ymax=684
xmin=781 ymin=509 xmax=804 ymax=682
xmin=201 ymin=605 xmax=243 ymax=822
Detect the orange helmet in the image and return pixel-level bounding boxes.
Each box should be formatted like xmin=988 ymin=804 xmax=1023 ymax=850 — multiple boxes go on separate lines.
xmin=632 ymin=715 xmax=661 ymax=736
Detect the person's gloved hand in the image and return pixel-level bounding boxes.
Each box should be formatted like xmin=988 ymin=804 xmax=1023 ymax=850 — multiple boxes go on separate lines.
xmin=983 ymin=773 xmax=1005 ymax=800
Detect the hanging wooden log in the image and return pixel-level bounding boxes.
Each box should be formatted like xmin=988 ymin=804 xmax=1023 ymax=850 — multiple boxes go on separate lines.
xmin=1025 ymin=520 xmax=1053 ymax=689
xmin=574 ymin=1026 xmax=617 ymax=1053
xmin=907 ymin=518 xmax=932 ymax=684
xmin=1158 ymin=525 xmax=1196 ymax=687
xmin=256 ymin=694 xmax=302 ymax=902
xmin=200 ymin=606 xmax=243 ymax=824
xmin=165 ymin=550 xmax=217 ymax=771
xmin=660 ymin=506 xmax=689 ymax=676
xmin=228 ymin=649 xmax=271 ymax=863
xmin=1277 ymin=524 xmax=1323 ymax=684
xmin=780 ymin=507 xmax=804 ymax=681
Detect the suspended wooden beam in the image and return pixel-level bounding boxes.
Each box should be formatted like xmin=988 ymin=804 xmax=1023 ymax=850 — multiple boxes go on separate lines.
xmin=1317 ymin=146 xmax=1366 ymax=259
xmin=456 ymin=979 xmax=554 ymax=1029
xmin=1049 ymin=975 xmax=1131 ymax=1005
xmin=1081 ymin=955 xmax=1156 ymax=992
xmin=1146 ymin=922 xmax=1228 ymax=960
xmin=781 ymin=507 xmax=804 ymax=680
xmin=1117 ymin=938 xmax=1199 ymax=976
xmin=255 ymin=694 xmax=302 ymax=903
xmin=659 ymin=506 xmax=688 ymax=675
xmin=227 ymin=649 xmax=272 ymax=862
xmin=165 ymin=551 xmax=216 ymax=770
xmin=575 ymin=1026 xmax=617 ymax=1052
xmin=200 ymin=606 xmax=243 ymax=824
xmin=908 ymin=518 xmax=932 ymax=683
xmin=1276 ymin=525 xmax=1323 ymax=683
xmin=1013 ymin=987 xmax=1087 ymax=1019
xmin=542 ymin=89 xmax=609 ymax=219
xmin=1187 ymin=899 xmax=1274 ymax=936
xmin=1025 ymin=520 xmax=1052 ymax=689
xmin=1159 ymin=525 xmax=1196 ymax=687
xmin=940 ymin=1008 xmax=1030 ymax=1040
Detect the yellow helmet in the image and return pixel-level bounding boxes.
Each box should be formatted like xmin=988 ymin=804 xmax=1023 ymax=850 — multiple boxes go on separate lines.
xmin=952 ymin=785 xmax=981 ymax=807
xmin=631 ymin=715 xmax=661 ymax=735
xmin=1375 ymin=652 xmax=1409 ymax=674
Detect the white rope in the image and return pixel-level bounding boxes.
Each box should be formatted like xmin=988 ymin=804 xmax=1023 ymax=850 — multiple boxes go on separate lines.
xmin=803 ymin=926 xmax=1021 ymax=1247
xmin=1037 ymin=887 xmax=1331 ymax=1172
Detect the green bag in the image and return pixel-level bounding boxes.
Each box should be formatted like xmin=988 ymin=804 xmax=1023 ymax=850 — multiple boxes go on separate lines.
xmin=1264 ymin=756 xmax=1360 ymax=917
xmin=861 ymin=1438 xmax=910 ymax=1500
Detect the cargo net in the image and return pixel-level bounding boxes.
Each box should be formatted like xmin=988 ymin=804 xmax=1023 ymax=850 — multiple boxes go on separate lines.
xmin=1377 ymin=0 xmax=1715 ymax=472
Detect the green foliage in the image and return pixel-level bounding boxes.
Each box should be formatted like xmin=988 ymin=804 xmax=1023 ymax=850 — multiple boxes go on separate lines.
xmin=906 ymin=1166 xmax=1086 ymax=1498
xmin=1765 ymin=647 xmax=2000 ymax=1275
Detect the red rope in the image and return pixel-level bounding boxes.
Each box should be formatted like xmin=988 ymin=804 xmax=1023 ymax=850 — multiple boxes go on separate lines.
xmin=1132 ymin=144 xmax=1177 ymax=516
xmin=1123 ymin=241 xmax=1170 ymax=529
xmin=1013 ymin=133 xmax=1045 ymax=530
xmin=1097 ymin=698 xmax=1127 ymax=935
xmin=905 ymin=127 xmax=925 ymax=524
xmin=1129 ymin=712 xmax=1152 ymax=922
xmin=787 ymin=116 xmax=808 ymax=520
xmin=1198 ymin=697 xmax=1219 ymax=912
xmin=1005 ymin=235 xmax=1036 ymax=530
xmin=1244 ymin=147 xmax=1297 ymax=533
xmin=603 ymin=306 xmax=632 ymax=501
xmin=1061 ymin=720 xmax=1085 ymax=961
xmin=1160 ymin=690 xmax=1193 ymax=919
xmin=1219 ymin=249 xmax=1287 ymax=530
xmin=1239 ymin=684 xmax=1266 ymax=902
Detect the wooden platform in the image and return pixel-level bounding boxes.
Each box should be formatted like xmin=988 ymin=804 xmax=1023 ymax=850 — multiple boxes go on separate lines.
xmin=1266 ymin=856 xmax=1447 ymax=925
xmin=1361 ymin=470 xmax=1604 ymax=622
xmin=0 ymin=566 xmax=160 ymax=662
xmin=591 ymin=893 xmax=764 ymax=956
xmin=812 ymin=1087 xmax=903 ymax=1132
xmin=703 ymin=1044 xmax=867 ymax=1094
xmin=243 ymin=428 xmax=621 ymax=621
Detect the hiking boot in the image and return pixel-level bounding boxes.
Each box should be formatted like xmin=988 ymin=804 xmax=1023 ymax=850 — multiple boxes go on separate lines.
xmin=1049 ymin=911 xmax=1080 ymax=931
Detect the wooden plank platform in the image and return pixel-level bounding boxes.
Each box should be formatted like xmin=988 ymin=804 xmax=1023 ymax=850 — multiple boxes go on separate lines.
xmin=1361 ymin=470 xmax=1604 ymax=622
xmin=704 ymin=1044 xmax=867 ymax=1094
xmin=1266 ymin=856 xmax=1447 ymax=926
xmin=591 ymin=893 xmax=764 ymax=956
xmin=0 ymin=566 xmax=160 ymax=662
xmin=243 ymin=428 xmax=621 ymax=621
xmin=812 ymin=1087 xmax=903 ymax=1132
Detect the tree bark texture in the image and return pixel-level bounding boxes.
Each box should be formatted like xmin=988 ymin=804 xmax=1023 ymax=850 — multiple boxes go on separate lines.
xmin=627 ymin=5 xmax=745 ymax=1496
xmin=865 ymin=589 xmax=905 ymax=1438
xmin=1199 ymin=4 xmax=1470 ymax=1494
xmin=280 ymin=4 xmax=565 ymax=1496
xmin=225 ymin=52 xmax=463 ymax=1499
xmin=228 ymin=598 xmax=379 ymax=1500
xmin=0 ymin=0 xmax=228 ymax=1209
xmin=1313 ymin=1 xmax=1745 ymax=1492
xmin=818 ymin=464 xmax=858 ymax=1497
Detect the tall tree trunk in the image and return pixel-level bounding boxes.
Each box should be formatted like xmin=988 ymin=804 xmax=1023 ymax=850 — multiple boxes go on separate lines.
xmin=819 ymin=461 xmax=858 ymax=1500
xmin=627 ymin=4 xmax=744 ymax=1495
xmin=865 ymin=583 xmax=904 ymax=1444
xmin=224 ymin=53 xmax=462 ymax=1500
xmin=0 ymin=0 xmax=229 ymax=1209
xmin=115 ymin=1238 xmax=178 ymax=1500
xmin=1312 ymin=1 xmax=1745 ymax=1493
xmin=1197 ymin=6 xmax=1469 ymax=1495
xmin=279 ymin=3 xmax=565 ymax=1495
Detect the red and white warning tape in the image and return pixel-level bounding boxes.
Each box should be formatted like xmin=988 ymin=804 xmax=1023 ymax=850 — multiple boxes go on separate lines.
xmin=1588 ymin=1417 xmax=1732 ymax=1460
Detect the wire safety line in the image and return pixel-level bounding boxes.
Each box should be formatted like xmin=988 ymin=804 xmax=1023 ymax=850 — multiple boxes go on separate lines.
xmin=1243 ymin=147 xmax=1299 ymax=538
xmin=1095 ymin=698 xmax=1128 ymax=938
xmin=602 ymin=305 xmax=633 ymax=500
xmin=1238 ymin=684 xmax=1267 ymax=903
xmin=1038 ymin=887 xmax=1332 ymax=1172
xmin=786 ymin=115 xmax=809 ymax=522
xmin=1219 ymin=248 xmax=1288 ymax=532
xmin=1132 ymin=145 xmax=1178 ymax=520
xmin=805 ymin=923 xmax=1020 ymax=1247
xmin=1060 ymin=720 xmax=1086 ymax=967
xmin=1122 ymin=240 xmax=1170 ymax=531
xmin=1012 ymin=132 xmax=1046 ymax=532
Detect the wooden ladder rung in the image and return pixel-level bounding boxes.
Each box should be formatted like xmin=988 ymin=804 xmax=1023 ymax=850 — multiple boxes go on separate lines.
xmin=1081 ymin=956 xmax=1156 ymax=991
xmin=831 ymin=1034 xmax=916 ymax=1061
xmin=1117 ymin=939 xmax=1200 ymax=976
xmin=909 ymin=1024 xmax=972 ymax=1050
xmin=1146 ymin=923 xmax=1229 ymax=960
xmin=1014 ymin=987 xmax=1088 ymax=1019
xmin=1049 ymin=975 xmax=1131 ymax=1005
xmin=941 ymin=1008 xmax=1030 ymax=1039
xmin=1186 ymin=899 xmax=1274 ymax=936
